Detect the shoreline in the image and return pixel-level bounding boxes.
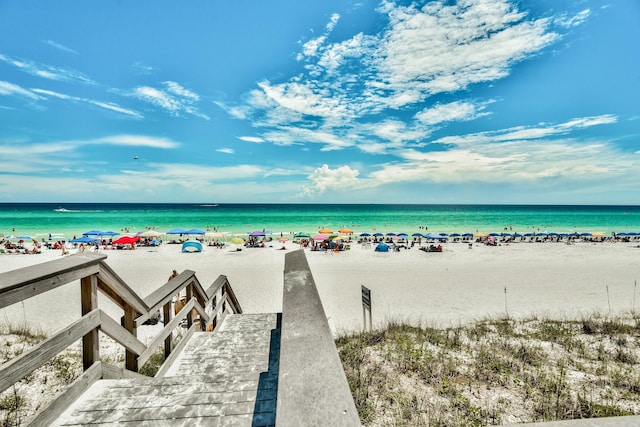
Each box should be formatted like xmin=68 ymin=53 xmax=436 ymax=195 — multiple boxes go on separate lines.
xmin=1 ymin=239 xmax=639 ymax=337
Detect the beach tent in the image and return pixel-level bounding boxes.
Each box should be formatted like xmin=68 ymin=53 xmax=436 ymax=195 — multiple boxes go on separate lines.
xmin=293 ymin=232 xmax=311 ymax=239
xmin=82 ymin=230 xmax=105 ymax=237
xmin=374 ymin=242 xmax=389 ymax=252
xmin=249 ymin=231 xmax=266 ymax=237
xmin=318 ymin=228 xmax=333 ymax=234
xmin=138 ymin=230 xmax=163 ymax=238
xmin=182 ymin=240 xmax=202 ymax=253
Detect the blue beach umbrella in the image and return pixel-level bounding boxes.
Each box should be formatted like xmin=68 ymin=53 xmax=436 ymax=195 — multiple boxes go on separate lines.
xmin=373 ymin=233 xmax=384 ymax=237
xmin=412 ymin=233 xmax=424 ymax=237
xmin=385 ymin=232 xmax=396 ymax=236
xmin=82 ymin=230 xmax=104 ymax=236
xmin=359 ymin=232 xmax=371 ymax=237
xmin=449 ymin=233 xmax=461 ymax=237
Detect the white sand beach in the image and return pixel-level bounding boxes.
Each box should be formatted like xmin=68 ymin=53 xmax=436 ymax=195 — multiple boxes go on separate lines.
xmin=1 ymin=239 xmax=639 ymax=337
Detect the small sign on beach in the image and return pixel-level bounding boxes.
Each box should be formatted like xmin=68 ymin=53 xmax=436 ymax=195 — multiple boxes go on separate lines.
xmin=361 ymin=285 xmax=372 ymax=332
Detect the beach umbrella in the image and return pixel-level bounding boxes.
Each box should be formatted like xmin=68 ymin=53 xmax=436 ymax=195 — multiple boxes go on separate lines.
xmin=385 ymin=232 xmax=396 ymax=236
xmin=294 ymin=232 xmax=311 ymax=238
xmin=249 ymin=230 xmax=266 ymax=237
xmin=318 ymin=228 xmax=333 ymax=234
xmin=312 ymin=234 xmax=328 ymax=241
xmin=475 ymin=233 xmax=487 ymax=238
xmin=397 ymin=233 xmax=408 ymax=237
xmin=412 ymin=233 xmax=424 ymax=237
xmin=230 ymin=237 xmax=245 ymax=245
xmin=449 ymin=233 xmax=461 ymax=237
xmin=113 ymin=235 xmax=140 ymax=245
xmin=338 ymin=227 xmax=353 ymax=234
xmin=82 ymin=229 xmax=105 ymax=237
xmin=359 ymin=232 xmax=371 ymax=237
xmin=580 ymin=232 xmax=592 ymax=237
xmin=373 ymin=232 xmax=384 ymax=237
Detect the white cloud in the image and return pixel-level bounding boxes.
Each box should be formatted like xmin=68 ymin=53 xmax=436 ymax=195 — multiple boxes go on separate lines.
xmin=556 ymin=9 xmax=590 ymax=28
xmin=42 ymin=40 xmax=78 ymax=55
xmin=301 ymin=164 xmax=361 ymax=196
xmin=238 ymin=136 xmax=265 ymax=143
xmin=0 ymin=81 xmax=41 ymax=100
xmin=415 ymin=101 xmax=488 ymax=125
xmin=437 ymin=114 xmax=618 ymax=145
xmin=239 ymin=0 xmax=582 ymax=154
xmin=131 ymin=82 xmax=208 ymax=119
xmin=31 ymin=88 xmax=143 ymax=118
xmin=0 ymin=54 xmax=93 ymax=84
xmin=216 ymin=148 xmax=235 ymax=154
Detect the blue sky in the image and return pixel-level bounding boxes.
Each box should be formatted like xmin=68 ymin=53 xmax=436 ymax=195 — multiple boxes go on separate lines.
xmin=0 ymin=0 xmax=638 ymax=204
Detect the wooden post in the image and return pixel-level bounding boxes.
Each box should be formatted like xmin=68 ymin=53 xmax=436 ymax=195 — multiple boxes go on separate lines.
xmin=81 ymin=275 xmax=99 ymax=371
xmin=211 ymin=294 xmax=218 ymax=331
xmin=163 ymin=301 xmax=172 ymax=359
xmin=124 ymin=304 xmax=138 ymax=372
xmin=361 ymin=285 xmax=372 ymax=332
xmin=186 ymin=283 xmax=193 ymax=329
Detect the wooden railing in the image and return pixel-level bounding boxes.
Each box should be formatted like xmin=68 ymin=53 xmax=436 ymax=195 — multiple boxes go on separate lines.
xmin=0 ymin=252 xmax=242 ymax=424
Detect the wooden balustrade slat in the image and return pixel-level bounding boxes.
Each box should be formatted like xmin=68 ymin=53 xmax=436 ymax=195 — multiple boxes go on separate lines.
xmin=0 ymin=265 xmax=100 ymax=310
xmin=137 ymin=298 xmax=208 ymax=367
xmin=97 ymin=262 xmax=148 ymax=315
xmin=98 ymin=311 xmax=146 ymax=356
xmin=0 ymin=309 xmax=101 ymax=394
xmin=0 ymin=253 xmax=105 ymax=294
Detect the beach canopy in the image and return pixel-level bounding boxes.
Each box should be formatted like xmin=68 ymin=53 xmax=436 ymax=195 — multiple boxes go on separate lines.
xmin=186 ymin=228 xmax=205 ymax=235
xmin=318 ymin=228 xmax=333 ymax=234
xmin=294 ymin=232 xmax=311 ymax=238
xmin=338 ymin=227 xmax=353 ymax=234
xmin=312 ymin=234 xmax=328 ymax=241
xmin=113 ymin=235 xmax=140 ymax=245
xmin=167 ymin=227 xmax=190 ymax=235
xmin=82 ymin=229 xmax=104 ymax=236
xmin=249 ymin=231 xmax=266 ymax=237
xmin=138 ymin=230 xmax=163 ymax=238
xmin=70 ymin=236 xmax=99 ymax=243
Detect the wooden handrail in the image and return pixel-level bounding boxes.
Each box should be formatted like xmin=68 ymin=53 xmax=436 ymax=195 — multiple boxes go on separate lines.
xmin=0 ymin=252 xmax=243 ymax=421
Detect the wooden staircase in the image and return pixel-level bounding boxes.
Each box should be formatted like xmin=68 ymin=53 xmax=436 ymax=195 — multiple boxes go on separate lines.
xmin=54 ymin=313 xmax=281 ymax=426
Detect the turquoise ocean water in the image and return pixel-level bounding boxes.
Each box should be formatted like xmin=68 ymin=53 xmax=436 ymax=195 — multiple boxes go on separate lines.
xmin=1 ymin=203 xmax=640 ymax=240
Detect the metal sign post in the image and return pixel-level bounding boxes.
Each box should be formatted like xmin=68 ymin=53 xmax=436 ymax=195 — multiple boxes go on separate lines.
xmin=361 ymin=285 xmax=372 ymax=332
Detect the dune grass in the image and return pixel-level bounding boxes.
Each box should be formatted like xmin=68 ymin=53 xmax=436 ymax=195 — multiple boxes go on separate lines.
xmin=336 ymin=313 xmax=640 ymax=426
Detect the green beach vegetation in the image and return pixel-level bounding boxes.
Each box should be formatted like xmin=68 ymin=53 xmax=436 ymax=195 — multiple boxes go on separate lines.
xmin=336 ymin=313 xmax=640 ymax=426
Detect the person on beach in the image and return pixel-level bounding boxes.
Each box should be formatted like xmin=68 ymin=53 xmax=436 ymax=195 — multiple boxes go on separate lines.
xmin=168 ymin=270 xmax=178 ymax=281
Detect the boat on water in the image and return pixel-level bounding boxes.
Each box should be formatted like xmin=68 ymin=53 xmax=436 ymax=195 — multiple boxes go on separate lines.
xmin=181 ymin=240 xmax=202 ymax=253
xmin=54 ymin=207 xmax=71 ymax=212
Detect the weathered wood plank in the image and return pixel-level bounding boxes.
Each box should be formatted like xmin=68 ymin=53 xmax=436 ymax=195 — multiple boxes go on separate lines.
xmin=139 ymin=270 xmax=195 ymax=324
xmin=276 ymin=249 xmax=360 ymax=427
xmin=81 ymin=275 xmax=99 ymax=371
xmin=124 ymin=304 xmax=138 ymax=372
xmin=224 ymin=282 xmax=243 ymax=314
xmin=137 ymin=299 xmax=208 ymax=367
xmin=27 ymin=361 xmax=103 ymax=427
xmin=96 ymin=262 xmax=148 ymax=315
xmin=204 ymin=275 xmax=228 ymax=299
xmin=154 ymin=323 xmax=198 ymax=378
xmin=101 ymin=362 xmax=149 ymax=380
xmin=99 ymin=310 xmax=146 ymax=356
xmin=0 ymin=309 xmax=101 ymax=394
xmin=0 ymin=253 xmax=105 ymax=293
xmin=0 ymin=263 xmax=101 ymax=310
